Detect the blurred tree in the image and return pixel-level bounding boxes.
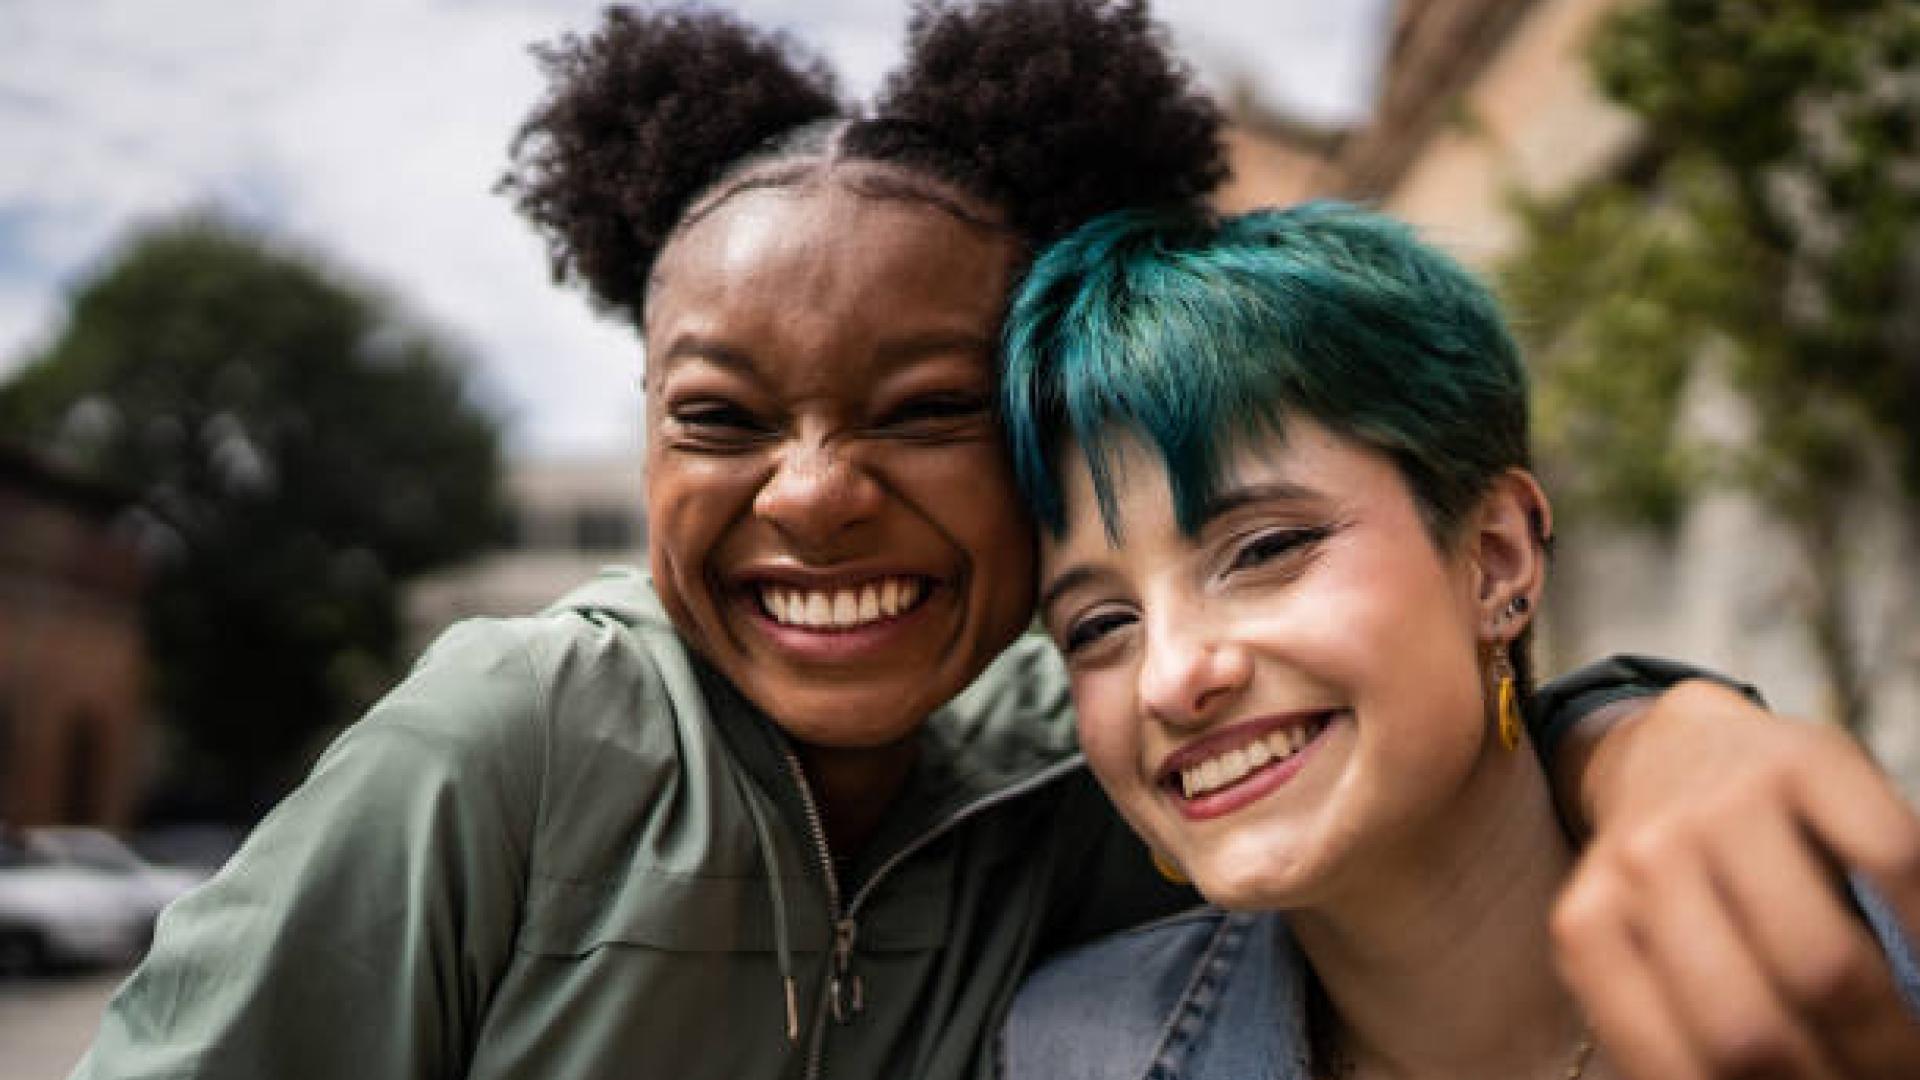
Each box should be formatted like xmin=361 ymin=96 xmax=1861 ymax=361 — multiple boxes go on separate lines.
xmin=0 ymin=215 xmax=506 ymax=819
xmin=1503 ymin=0 xmax=1920 ymax=734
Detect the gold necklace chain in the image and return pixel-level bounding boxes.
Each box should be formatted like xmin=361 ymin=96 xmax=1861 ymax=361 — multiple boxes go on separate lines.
xmin=1563 ymin=1031 xmax=1596 ymax=1080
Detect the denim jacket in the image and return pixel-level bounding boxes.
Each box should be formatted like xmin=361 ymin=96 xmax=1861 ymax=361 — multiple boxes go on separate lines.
xmin=1002 ymin=885 xmax=1920 ymax=1080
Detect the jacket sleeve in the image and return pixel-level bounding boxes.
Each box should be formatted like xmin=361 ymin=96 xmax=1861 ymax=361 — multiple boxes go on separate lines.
xmin=71 ymin=620 xmax=547 ymax=1080
xmin=1530 ymin=653 xmax=1765 ymax=763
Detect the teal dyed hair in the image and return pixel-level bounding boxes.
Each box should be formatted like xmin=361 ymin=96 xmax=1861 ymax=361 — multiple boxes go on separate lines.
xmin=1002 ymin=201 xmax=1531 ymax=544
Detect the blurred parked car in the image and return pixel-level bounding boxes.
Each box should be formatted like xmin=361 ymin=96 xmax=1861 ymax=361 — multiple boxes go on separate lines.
xmin=0 ymin=826 xmax=207 ymax=976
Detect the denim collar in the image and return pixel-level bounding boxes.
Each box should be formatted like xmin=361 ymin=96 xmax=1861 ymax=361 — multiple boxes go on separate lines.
xmin=1143 ymin=911 xmax=1314 ymax=1080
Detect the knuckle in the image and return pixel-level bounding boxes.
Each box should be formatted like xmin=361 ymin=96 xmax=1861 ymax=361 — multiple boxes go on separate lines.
xmin=1549 ymin=891 xmax=1602 ymax=950
xmin=1616 ymin=825 xmax=1689 ymax=882
xmin=1553 ymin=865 xmax=1628 ymax=937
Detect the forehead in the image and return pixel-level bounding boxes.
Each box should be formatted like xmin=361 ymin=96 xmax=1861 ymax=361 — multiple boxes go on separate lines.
xmin=646 ymin=180 xmax=1018 ymax=381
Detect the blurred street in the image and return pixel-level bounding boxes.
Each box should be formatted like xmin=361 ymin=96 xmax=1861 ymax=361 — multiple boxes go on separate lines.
xmin=0 ymin=971 xmax=121 ymax=1079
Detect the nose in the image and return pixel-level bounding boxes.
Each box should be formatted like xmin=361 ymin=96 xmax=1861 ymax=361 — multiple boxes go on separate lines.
xmin=1138 ymin=613 xmax=1250 ymax=728
xmin=753 ymin=440 xmax=885 ymax=553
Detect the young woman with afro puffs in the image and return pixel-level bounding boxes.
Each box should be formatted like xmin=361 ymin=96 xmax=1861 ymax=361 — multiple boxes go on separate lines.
xmin=70 ymin=4 xmax=1920 ymax=1080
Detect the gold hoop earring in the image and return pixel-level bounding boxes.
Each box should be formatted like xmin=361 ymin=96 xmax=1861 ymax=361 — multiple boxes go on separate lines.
xmin=1151 ymin=849 xmax=1188 ymax=885
xmin=1492 ymin=650 xmax=1522 ymax=752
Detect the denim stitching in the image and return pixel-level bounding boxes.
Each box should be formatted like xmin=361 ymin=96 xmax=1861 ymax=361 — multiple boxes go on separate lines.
xmin=1144 ymin=912 xmax=1254 ymax=1080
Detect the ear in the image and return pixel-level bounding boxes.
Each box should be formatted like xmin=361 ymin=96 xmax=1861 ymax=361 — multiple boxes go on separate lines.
xmin=1467 ymin=467 xmax=1551 ymax=643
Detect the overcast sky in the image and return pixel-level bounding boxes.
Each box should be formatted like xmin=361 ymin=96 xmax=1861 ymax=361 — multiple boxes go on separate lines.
xmin=0 ymin=0 xmax=1392 ymax=458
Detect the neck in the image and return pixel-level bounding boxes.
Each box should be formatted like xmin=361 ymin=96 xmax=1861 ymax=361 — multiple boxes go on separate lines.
xmin=795 ymin=737 xmax=921 ymax=860
xmin=1290 ymin=748 xmax=1584 ymax=1080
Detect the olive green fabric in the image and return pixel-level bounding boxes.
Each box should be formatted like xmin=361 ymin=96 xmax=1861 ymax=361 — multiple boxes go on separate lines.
xmin=71 ymin=569 xmax=1705 ymax=1080
xmin=71 ymin=570 xmax=1186 ymax=1080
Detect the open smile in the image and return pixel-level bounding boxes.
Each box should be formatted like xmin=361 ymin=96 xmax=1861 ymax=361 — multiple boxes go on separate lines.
xmin=756 ymin=575 xmax=932 ymax=631
xmin=1156 ymin=710 xmax=1342 ymax=821
xmin=735 ymin=571 xmax=946 ymax=664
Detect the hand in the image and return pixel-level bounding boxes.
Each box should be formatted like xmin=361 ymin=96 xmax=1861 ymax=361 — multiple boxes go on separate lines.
xmin=1551 ymin=680 xmax=1920 ymax=1079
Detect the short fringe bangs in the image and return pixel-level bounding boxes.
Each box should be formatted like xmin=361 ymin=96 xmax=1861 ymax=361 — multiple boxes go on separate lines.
xmin=1003 ymin=202 xmax=1530 ymax=541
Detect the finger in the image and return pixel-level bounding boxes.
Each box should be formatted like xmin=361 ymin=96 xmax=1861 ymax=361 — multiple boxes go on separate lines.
xmin=1785 ymin=738 xmax=1920 ymax=947
xmin=1704 ymin=791 xmax=1919 ymax=1078
xmin=1626 ymin=834 xmax=1841 ymax=1080
xmin=1553 ymin=862 xmax=1710 ymax=1080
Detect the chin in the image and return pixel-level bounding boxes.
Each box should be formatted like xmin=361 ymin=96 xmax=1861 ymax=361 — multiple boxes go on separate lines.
xmin=759 ymin=685 xmax=934 ymax=750
xmin=1191 ymin=857 xmax=1309 ymax=911
xmin=1175 ymin=820 xmax=1343 ymax=912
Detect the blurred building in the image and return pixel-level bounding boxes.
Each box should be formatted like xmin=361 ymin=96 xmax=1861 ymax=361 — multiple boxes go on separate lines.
xmin=1220 ymin=0 xmax=1920 ymax=787
xmin=404 ymin=456 xmax=647 ymax=656
xmin=0 ymin=445 xmax=149 ymax=830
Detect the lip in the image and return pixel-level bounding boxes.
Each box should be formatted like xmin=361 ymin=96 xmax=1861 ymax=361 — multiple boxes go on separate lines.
xmin=1153 ymin=711 xmax=1334 ymax=782
xmin=1155 ymin=710 xmax=1343 ymax=823
xmin=734 ymin=563 xmax=942 ymax=590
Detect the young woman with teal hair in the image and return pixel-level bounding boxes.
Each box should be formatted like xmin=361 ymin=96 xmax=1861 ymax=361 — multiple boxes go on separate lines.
xmin=998 ymin=202 xmax=1920 ymax=1080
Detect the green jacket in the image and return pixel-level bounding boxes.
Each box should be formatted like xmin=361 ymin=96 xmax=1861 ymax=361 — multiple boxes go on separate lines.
xmin=74 ymin=571 xmax=1187 ymax=1080
xmin=73 ymin=570 xmax=1697 ymax=1080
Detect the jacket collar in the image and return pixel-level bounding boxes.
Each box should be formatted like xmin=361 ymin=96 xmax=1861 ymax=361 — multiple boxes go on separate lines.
xmin=550 ymin=567 xmax=1086 ymax=862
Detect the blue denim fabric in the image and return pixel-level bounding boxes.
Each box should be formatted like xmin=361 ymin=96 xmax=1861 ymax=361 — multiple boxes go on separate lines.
xmin=1001 ymin=909 xmax=1309 ymax=1080
xmin=1003 ymin=888 xmax=1920 ymax=1080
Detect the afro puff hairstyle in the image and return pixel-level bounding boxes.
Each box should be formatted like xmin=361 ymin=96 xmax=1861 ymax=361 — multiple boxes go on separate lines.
xmin=501 ymin=0 xmax=1226 ymax=327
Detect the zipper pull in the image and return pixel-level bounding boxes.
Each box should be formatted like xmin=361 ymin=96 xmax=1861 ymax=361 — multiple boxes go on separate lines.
xmin=829 ymin=916 xmax=864 ymax=1023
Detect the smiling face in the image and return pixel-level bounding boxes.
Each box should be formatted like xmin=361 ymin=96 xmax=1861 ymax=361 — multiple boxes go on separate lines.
xmin=1039 ymin=419 xmax=1529 ymax=910
xmin=643 ymin=176 xmax=1035 ymax=752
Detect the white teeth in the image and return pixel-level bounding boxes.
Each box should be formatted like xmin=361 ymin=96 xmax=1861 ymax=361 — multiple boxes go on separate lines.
xmin=1177 ymin=718 xmax=1328 ymax=800
xmin=760 ymin=577 xmax=927 ymax=630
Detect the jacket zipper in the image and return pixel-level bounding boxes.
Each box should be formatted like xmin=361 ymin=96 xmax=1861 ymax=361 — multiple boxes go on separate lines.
xmin=779 ymin=745 xmax=1087 ymax=1080
xmin=778 ymin=745 xmax=849 ymax=1080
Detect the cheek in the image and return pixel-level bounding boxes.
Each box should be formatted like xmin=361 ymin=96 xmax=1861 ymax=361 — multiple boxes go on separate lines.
xmin=644 ymin=455 xmax=759 ymax=613
xmin=1071 ymin=674 xmax=1143 ymax=795
xmin=917 ymin=443 xmax=1039 ymax=625
xmin=1272 ymin=551 xmax=1486 ymax=760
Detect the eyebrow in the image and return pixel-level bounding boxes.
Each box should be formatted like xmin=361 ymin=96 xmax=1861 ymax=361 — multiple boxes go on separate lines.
xmin=657 ymin=334 xmax=758 ymax=377
xmin=1037 ymin=480 xmax=1325 ymax=614
xmin=658 ymin=330 xmax=995 ymax=381
xmin=1197 ymin=480 xmax=1323 ymax=523
xmin=872 ymin=329 xmax=996 ymax=370
xmin=1037 ymin=565 xmax=1103 ymax=618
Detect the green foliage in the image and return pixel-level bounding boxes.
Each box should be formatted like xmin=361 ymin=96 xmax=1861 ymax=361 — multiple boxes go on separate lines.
xmin=0 ymin=215 xmax=506 ymax=818
xmin=1503 ymin=0 xmax=1920 ymax=730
